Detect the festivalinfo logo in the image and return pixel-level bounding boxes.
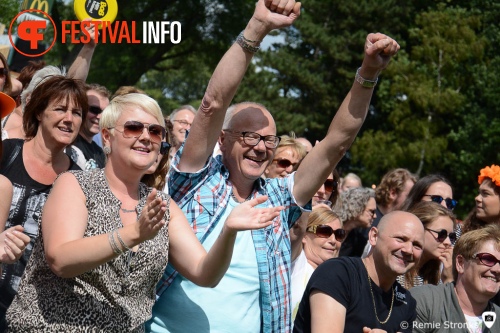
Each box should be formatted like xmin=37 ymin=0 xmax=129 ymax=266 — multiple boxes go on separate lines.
xmin=9 ymin=8 xmax=182 ymax=58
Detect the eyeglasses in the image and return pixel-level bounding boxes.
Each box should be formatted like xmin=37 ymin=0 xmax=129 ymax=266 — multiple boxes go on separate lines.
xmin=423 ymin=195 xmax=458 ymax=210
xmin=472 ymin=253 xmax=500 ymax=267
xmin=306 ymin=224 xmax=346 ymax=242
xmin=323 ymin=179 xmax=338 ymax=193
xmin=0 ymin=68 xmax=8 ymax=77
xmin=273 ymin=158 xmax=298 ymax=169
xmin=89 ymin=106 xmax=103 ymax=115
xmin=160 ymin=141 xmax=171 ymax=155
xmin=110 ymin=121 xmax=166 ymax=144
xmin=173 ymin=120 xmax=192 ymax=127
xmin=224 ymin=130 xmax=281 ymax=149
xmin=425 ymin=228 xmax=457 ymax=243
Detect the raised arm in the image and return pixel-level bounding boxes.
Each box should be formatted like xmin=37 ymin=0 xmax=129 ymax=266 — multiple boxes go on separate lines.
xmin=293 ymin=33 xmax=400 ymax=207
xmin=178 ymin=0 xmax=301 ymax=172
xmin=67 ymin=19 xmax=97 ymax=82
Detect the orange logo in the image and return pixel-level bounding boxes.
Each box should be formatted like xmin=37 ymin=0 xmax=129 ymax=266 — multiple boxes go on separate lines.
xmin=8 ymin=9 xmax=57 ymax=57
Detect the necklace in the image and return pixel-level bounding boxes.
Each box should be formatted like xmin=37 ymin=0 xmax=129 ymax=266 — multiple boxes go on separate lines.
xmin=230 ymin=190 xmax=252 ymax=203
xmin=120 ymin=207 xmax=137 ymax=214
xmin=366 ymin=269 xmax=394 ymax=324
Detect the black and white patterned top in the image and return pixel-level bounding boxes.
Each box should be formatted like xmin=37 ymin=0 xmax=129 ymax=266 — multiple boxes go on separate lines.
xmin=6 ymin=169 xmax=170 ymax=332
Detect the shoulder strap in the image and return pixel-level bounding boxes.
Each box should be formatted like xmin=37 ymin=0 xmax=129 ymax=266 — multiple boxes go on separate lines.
xmin=4 ymin=140 xmax=22 ymax=171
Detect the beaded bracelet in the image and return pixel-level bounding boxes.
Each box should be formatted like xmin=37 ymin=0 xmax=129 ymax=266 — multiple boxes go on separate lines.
xmin=236 ymin=31 xmax=260 ymax=53
xmin=108 ymin=230 xmax=123 ymax=255
xmin=116 ymin=230 xmax=131 ymax=252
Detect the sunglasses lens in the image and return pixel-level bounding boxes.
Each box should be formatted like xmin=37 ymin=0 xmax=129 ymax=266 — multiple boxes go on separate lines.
xmin=449 ymin=232 xmax=457 ymax=243
xmin=160 ymin=142 xmax=171 ymax=155
xmin=334 ymin=229 xmax=346 ymax=242
xmin=89 ymin=106 xmax=103 ymax=115
xmin=148 ymin=124 xmax=166 ymax=143
xmin=430 ymin=195 xmax=444 ymax=204
xmin=324 ymin=179 xmax=335 ymax=193
xmin=315 ymin=225 xmax=334 ymax=238
xmin=436 ymin=230 xmax=447 ymax=242
xmin=277 ymin=159 xmax=292 ymax=168
xmin=123 ymin=121 xmax=145 ymax=137
xmin=479 ymin=254 xmax=498 ymax=267
xmin=445 ymin=198 xmax=457 ymax=210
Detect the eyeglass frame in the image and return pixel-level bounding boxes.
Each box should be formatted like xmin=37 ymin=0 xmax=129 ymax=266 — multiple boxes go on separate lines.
xmin=88 ymin=105 xmax=103 ymax=115
xmin=423 ymin=194 xmax=458 ymax=210
xmin=273 ymin=158 xmax=299 ymax=170
xmin=425 ymin=227 xmax=457 ymax=244
xmin=223 ymin=129 xmax=281 ymax=149
xmin=471 ymin=252 xmax=500 ymax=267
xmin=172 ymin=119 xmax=192 ymax=127
xmin=306 ymin=224 xmax=346 ymax=242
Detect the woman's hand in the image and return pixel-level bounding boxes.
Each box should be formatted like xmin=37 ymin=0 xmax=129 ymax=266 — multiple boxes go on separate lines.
xmin=0 ymin=225 xmax=31 ymax=264
xmin=440 ymin=247 xmax=454 ymax=283
xmin=224 ymin=195 xmax=283 ymax=234
xmin=135 ymin=189 xmax=168 ymax=242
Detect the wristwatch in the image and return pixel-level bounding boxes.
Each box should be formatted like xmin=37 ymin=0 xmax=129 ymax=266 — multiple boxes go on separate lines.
xmin=355 ymin=68 xmax=378 ymax=88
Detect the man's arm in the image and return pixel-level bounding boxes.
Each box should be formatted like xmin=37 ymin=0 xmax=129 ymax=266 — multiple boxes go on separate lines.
xmin=293 ymin=33 xmax=400 ymax=207
xmin=310 ymin=290 xmax=346 ymax=333
xmin=178 ymin=0 xmax=301 ymax=172
xmin=67 ymin=19 xmax=97 ymax=81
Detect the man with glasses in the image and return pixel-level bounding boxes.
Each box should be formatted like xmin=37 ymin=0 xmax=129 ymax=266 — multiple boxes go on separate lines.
xmin=294 ymin=211 xmax=425 ymax=332
xmin=168 ymin=105 xmax=196 ymax=159
xmin=149 ymin=0 xmax=401 ymax=332
xmin=71 ymin=83 xmax=110 ymax=169
xmin=411 ymin=224 xmax=500 ymax=332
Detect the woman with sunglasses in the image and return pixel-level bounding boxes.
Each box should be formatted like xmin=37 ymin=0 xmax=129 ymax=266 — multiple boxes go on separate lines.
xmin=292 ymin=207 xmax=345 ymax=322
xmin=398 ymin=201 xmax=456 ymax=289
xmin=335 ymin=187 xmax=376 ymax=257
xmin=411 ymin=223 xmax=500 ymax=333
xmin=5 ymin=93 xmax=282 ymax=331
xmin=0 ymin=76 xmax=85 ymax=328
xmin=264 ymin=133 xmax=306 ymax=179
xmin=402 ymin=174 xmax=457 ymax=211
xmin=463 ymin=165 xmax=500 ymax=233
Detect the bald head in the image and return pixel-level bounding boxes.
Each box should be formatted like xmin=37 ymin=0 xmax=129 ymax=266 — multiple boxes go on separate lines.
xmin=377 ymin=211 xmax=423 ymax=235
xmin=223 ymin=102 xmax=276 ymax=132
xmin=296 ymin=137 xmax=313 ymax=153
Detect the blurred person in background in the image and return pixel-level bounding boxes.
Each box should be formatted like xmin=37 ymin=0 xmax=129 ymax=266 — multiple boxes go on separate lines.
xmin=265 ymin=133 xmax=306 ymax=178
xmin=340 ymin=172 xmax=362 ymax=193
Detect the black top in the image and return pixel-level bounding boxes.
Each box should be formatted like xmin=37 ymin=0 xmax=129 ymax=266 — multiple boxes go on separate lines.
xmin=0 ymin=139 xmax=80 ymax=317
xmin=293 ymin=257 xmax=416 ymax=333
xmin=72 ymin=134 xmax=106 ymax=169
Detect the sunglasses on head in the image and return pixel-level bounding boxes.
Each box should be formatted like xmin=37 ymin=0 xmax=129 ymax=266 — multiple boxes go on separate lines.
xmin=111 ymin=121 xmax=166 ymax=144
xmin=323 ymin=179 xmax=338 ymax=193
xmin=274 ymin=158 xmax=298 ymax=169
xmin=425 ymin=228 xmax=457 ymax=243
xmin=89 ymin=105 xmax=103 ymax=115
xmin=472 ymin=253 xmax=500 ymax=267
xmin=423 ymin=195 xmax=458 ymax=210
xmin=306 ymin=224 xmax=346 ymax=242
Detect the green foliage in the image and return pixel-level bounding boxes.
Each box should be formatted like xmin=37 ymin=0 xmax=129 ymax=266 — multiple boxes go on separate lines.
xmin=0 ymin=0 xmax=21 ymax=28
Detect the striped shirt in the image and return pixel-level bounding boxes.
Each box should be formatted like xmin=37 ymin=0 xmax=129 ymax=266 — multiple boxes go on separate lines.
xmin=155 ymin=147 xmax=310 ymax=332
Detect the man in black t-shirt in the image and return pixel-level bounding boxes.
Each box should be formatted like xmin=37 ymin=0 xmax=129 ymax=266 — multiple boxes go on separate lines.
xmin=72 ymin=84 xmax=110 ymax=170
xmin=294 ymin=211 xmax=425 ymax=333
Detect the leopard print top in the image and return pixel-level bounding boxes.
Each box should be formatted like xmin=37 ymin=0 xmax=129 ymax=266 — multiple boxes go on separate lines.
xmin=6 ymin=169 xmax=170 ymax=332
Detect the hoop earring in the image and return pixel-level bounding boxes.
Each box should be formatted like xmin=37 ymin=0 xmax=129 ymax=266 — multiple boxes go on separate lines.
xmin=103 ymin=146 xmax=111 ymax=155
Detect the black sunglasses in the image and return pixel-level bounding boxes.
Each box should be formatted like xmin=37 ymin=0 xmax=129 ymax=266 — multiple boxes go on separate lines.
xmin=306 ymin=224 xmax=346 ymax=242
xmin=89 ymin=105 xmax=103 ymax=115
xmin=324 ymin=179 xmax=338 ymax=193
xmin=0 ymin=68 xmax=8 ymax=77
xmin=425 ymin=228 xmax=457 ymax=243
xmin=273 ymin=158 xmax=298 ymax=169
xmin=160 ymin=141 xmax=171 ymax=155
xmin=472 ymin=253 xmax=500 ymax=267
xmin=110 ymin=121 xmax=166 ymax=144
xmin=423 ymin=195 xmax=458 ymax=210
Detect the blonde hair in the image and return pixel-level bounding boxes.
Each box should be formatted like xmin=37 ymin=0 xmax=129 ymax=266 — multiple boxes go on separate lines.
xmin=307 ymin=207 xmax=342 ymax=228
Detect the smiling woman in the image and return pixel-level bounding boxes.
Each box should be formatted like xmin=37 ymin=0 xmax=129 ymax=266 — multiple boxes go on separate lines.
xmin=0 ymin=75 xmax=87 ymax=328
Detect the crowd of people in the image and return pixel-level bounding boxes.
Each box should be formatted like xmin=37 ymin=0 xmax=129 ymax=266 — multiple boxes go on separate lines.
xmin=0 ymin=0 xmax=499 ymax=332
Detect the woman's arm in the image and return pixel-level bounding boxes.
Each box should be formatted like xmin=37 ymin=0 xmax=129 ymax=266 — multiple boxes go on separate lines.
xmin=168 ymin=196 xmax=283 ymax=287
xmin=43 ymin=173 xmax=167 ymax=278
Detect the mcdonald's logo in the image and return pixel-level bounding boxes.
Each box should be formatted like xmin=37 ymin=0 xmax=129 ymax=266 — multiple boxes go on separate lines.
xmin=21 ymin=0 xmax=54 ymax=16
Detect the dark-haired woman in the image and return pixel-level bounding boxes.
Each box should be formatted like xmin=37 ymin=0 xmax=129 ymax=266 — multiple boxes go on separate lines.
xmin=0 ymin=76 xmax=86 ymax=326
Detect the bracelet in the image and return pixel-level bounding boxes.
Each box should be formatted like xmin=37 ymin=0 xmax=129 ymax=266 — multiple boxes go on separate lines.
xmin=108 ymin=230 xmax=123 ymax=255
xmin=116 ymin=230 xmax=131 ymax=252
xmin=236 ymin=31 xmax=260 ymax=53
xmin=355 ymin=67 xmax=378 ymax=88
